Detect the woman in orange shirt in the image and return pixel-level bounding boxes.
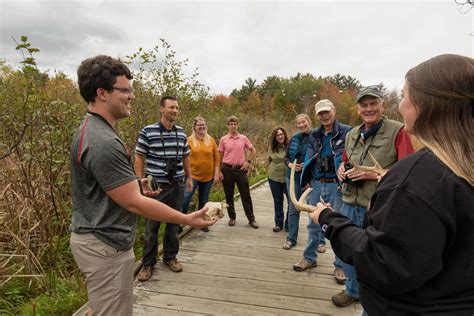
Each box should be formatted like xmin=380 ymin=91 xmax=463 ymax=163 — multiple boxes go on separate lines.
xmin=182 ymin=117 xmax=220 ymax=232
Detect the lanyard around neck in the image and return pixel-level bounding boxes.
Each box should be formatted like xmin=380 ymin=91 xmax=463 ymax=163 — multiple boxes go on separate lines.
xmin=347 ymin=120 xmax=383 ymax=164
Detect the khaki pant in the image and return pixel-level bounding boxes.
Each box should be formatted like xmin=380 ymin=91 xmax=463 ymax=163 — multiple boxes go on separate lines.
xmin=70 ymin=233 xmax=135 ymax=316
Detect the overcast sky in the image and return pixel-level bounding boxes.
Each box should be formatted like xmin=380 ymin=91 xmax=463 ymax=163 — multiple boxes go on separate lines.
xmin=1 ymin=0 xmax=472 ymax=94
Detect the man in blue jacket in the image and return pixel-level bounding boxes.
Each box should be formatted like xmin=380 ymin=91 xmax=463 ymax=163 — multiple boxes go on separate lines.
xmin=293 ymin=99 xmax=351 ymax=284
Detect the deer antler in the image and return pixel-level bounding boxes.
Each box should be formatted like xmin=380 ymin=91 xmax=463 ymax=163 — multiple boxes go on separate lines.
xmin=349 ymin=151 xmax=385 ymax=175
xmin=289 ymin=159 xmax=317 ymax=213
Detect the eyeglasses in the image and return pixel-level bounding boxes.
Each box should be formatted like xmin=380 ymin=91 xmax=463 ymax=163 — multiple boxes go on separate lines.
xmin=112 ymin=87 xmax=134 ymax=95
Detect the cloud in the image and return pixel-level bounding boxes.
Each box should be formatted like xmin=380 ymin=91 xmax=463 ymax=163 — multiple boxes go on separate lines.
xmin=1 ymin=0 xmax=472 ymax=94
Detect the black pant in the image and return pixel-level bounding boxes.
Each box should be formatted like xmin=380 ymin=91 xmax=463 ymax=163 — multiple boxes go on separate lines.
xmin=142 ymin=181 xmax=184 ymax=266
xmin=222 ymin=164 xmax=255 ymax=222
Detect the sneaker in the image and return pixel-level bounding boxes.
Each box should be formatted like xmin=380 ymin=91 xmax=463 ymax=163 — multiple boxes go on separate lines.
xmin=249 ymin=221 xmax=259 ymax=229
xmin=228 ymin=219 xmax=236 ymax=226
xmin=334 ymin=268 xmax=346 ymax=284
xmin=164 ymin=258 xmax=183 ymax=272
xmin=137 ymin=265 xmax=153 ymax=282
xmin=293 ymin=258 xmax=317 ymax=271
xmin=332 ymin=290 xmax=359 ymax=307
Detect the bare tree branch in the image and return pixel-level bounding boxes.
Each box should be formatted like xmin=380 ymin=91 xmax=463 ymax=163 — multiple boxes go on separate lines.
xmin=0 ymin=122 xmax=30 ymax=160
xmin=455 ymin=0 xmax=473 ymax=14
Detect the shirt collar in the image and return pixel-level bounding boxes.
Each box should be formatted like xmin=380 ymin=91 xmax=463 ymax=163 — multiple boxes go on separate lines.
xmin=158 ymin=122 xmax=177 ymax=132
xmin=227 ymin=132 xmax=240 ymax=139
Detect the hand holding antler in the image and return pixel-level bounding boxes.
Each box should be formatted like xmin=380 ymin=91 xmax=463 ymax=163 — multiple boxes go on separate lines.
xmin=309 ymin=202 xmax=332 ymax=224
xmin=345 ymin=152 xmax=386 ymax=181
xmin=288 ymin=159 xmax=317 ymax=213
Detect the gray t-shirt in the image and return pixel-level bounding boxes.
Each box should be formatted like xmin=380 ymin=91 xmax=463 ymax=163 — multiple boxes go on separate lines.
xmin=70 ymin=113 xmax=137 ymax=251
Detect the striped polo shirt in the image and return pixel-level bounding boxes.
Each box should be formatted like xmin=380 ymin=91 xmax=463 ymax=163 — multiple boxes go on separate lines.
xmin=135 ymin=122 xmax=190 ymax=183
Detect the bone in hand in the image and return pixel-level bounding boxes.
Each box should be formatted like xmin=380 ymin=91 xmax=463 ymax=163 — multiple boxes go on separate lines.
xmin=350 ymin=151 xmax=386 ymax=175
xmin=203 ymin=202 xmax=228 ymax=220
xmin=289 ymin=159 xmax=317 ymax=213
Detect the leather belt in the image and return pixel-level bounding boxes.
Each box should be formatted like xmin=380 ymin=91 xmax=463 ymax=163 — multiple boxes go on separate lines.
xmin=318 ymin=177 xmax=337 ymax=183
xmin=223 ymin=163 xmax=243 ymax=169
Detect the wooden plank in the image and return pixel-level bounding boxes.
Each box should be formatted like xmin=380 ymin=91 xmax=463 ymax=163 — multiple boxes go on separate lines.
xmin=134 ymin=293 xmax=322 ymax=315
xmin=135 ymin=286 xmax=361 ymax=315
xmin=131 ymin=181 xmax=362 ymax=315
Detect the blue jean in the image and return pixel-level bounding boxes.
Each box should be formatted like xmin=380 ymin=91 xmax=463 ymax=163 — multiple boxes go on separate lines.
xmin=340 ymin=202 xmax=367 ymax=298
xmin=303 ymin=179 xmax=344 ymax=265
xmin=285 ymin=175 xmax=302 ymax=245
xmin=181 ymin=178 xmax=213 ymax=214
xmin=268 ymin=178 xmax=289 ymax=228
xmin=142 ymin=181 xmax=184 ymax=266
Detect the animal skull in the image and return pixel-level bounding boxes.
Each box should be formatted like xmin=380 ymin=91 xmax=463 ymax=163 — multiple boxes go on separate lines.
xmin=203 ymin=202 xmax=228 ymax=220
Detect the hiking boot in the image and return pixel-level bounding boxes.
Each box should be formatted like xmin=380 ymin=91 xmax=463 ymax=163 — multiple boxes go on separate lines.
xmin=334 ymin=268 xmax=346 ymax=284
xmin=283 ymin=240 xmax=294 ymax=250
xmin=249 ymin=221 xmax=259 ymax=229
xmin=164 ymin=258 xmax=183 ymax=272
xmin=293 ymin=258 xmax=317 ymax=271
xmin=332 ymin=290 xmax=359 ymax=307
xmin=317 ymin=244 xmax=326 ymax=253
xmin=137 ymin=265 xmax=153 ymax=282
xmin=272 ymin=226 xmax=282 ymax=232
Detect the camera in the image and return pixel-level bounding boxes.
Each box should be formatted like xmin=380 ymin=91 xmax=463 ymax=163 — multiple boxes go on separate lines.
xmin=343 ymin=162 xmax=353 ymax=172
xmin=295 ymin=152 xmax=304 ymax=165
xmin=342 ymin=162 xmax=362 ymax=187
xmin=165 ymin=158 xmax=182 ymax=180
xmin=341 ymin=163 xmax=352 ymax=184
xmin=316 ymin=156 xmax=335 ymax=173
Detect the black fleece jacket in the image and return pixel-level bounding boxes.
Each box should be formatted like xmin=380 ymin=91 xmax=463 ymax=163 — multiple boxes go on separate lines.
xmin=320 ymin=149 xmax=474 ymax=315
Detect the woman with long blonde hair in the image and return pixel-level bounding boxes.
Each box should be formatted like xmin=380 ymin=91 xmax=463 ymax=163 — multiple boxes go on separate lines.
xmin=182 ymin=117 xmax=220 ymax=232
xmin=310 ymin=54 xmax=474 ymax=314
xmin=282 ymin=113 xmax=312 ymax=250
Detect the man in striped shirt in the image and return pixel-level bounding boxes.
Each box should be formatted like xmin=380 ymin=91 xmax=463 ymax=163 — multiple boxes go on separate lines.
xmin=135 ymin=96 xmax=193 ymax=281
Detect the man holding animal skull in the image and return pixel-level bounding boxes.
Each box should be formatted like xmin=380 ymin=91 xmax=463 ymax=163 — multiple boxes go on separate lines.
xmin=70 ymin=57 xmax=214 ymax=315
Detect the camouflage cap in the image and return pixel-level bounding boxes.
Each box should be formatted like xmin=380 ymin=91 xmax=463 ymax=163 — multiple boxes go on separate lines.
xmin=356 ymin=85 xmax=384 ymax=103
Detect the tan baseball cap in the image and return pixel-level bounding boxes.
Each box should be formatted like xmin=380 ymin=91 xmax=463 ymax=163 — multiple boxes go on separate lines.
xmin=314 ymin=99 xmax=334 ymax=114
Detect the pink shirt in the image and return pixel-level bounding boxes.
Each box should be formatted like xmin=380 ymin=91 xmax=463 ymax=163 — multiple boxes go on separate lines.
xmin=218 ymin=133 xmax=254 ymax=165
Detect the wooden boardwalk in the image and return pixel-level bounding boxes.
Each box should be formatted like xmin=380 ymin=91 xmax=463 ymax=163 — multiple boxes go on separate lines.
xmin=132 ymin=182 xmax=362 ymax=315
